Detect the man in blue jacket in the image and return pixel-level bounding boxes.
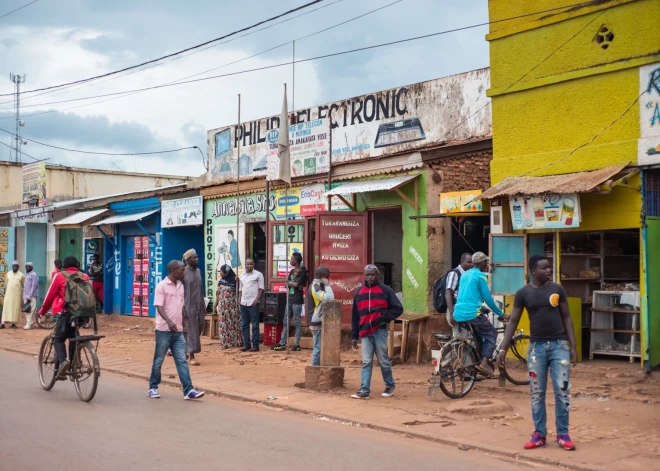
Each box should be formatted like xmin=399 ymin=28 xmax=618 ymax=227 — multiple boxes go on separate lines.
xmin=450 ymin=252 xmax=508 ymax=377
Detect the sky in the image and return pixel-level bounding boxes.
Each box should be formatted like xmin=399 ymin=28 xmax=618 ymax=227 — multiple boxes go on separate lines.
xmin=0 ymin=0 xmax=489 ymax=176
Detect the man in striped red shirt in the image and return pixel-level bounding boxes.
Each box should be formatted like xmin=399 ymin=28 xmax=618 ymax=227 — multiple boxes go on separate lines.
xmin=351 ymin=264 xmax=403 ymax=400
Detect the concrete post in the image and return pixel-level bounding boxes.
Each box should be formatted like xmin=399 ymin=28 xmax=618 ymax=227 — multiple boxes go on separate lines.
xmin=305 ymin=301 xmax=344 ymax=390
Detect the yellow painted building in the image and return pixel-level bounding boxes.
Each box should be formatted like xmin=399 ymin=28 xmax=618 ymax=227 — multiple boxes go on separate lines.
xmin=484 ymin=0 xmax=660 ymax=368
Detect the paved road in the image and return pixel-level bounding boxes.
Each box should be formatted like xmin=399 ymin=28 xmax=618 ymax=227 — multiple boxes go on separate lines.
xmin=0 ymin=351 xmax=544 ymax=470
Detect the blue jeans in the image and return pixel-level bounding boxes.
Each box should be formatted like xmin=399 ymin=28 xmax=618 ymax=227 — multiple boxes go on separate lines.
xmin=528 ymin=340 xmax=571 ymax=437
xmin=359 ymin=327 xmax=395 ymax=395
xmin=467 ymin=314 xmax=497 ymax=358
xmin=149 ymin=331 xmax=193 ymax=395
xmin=240 ymin=305 xmax=260 ymax=349
xmin=311 ymin=329 xmax=321 ymax=366
xmin=279 ymin=303 xmax=302 ymax=346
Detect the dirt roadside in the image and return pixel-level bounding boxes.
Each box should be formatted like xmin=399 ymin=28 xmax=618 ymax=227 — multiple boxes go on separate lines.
xmin=2 ymin=315 xmax=659 ymax=471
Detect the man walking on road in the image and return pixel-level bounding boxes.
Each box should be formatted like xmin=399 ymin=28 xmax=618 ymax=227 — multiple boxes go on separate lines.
xmin=23 ymin=262 xmax=39 ymax=329
xmin=498 ymin=255 xmax=578 ymax=451
xmin=182 ymin=249 xmax=205 ymax=366
xmin=1 ymin=262 xmax=24 ymax=329
xmin=238 ymin=258 xmax=264 ymax=352
xmin=351 ymin=264 xmax=403 ymax=400
xmin=272 ymin=252 xmax=307 ymax=352
xmin=451 ymin=252 xmax=508 ymax=377
xmin=149 ymin=259 xmax=205 ymax=400
xmin=87 ymin=254 xmax=104 ymax=312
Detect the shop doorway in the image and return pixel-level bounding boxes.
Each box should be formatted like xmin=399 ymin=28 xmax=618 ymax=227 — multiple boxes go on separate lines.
xmin=371 ymin=208 xmax=403 ymax=293
xmin=249 ymin=222 xmax=267 ymax=276
xmin=451 ymin=216 xmax=490 ymax=267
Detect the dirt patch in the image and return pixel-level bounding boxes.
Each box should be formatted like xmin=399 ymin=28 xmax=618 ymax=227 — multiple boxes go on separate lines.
xmin=445 ymin=399 xmax=513 ymax=416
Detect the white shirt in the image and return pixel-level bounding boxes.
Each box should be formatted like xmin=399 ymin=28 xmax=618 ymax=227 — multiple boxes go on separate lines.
xmin=446 ymin=265 xmax=466 ymax=300
xmin=239 ymin=270 xmax=264 ymax=306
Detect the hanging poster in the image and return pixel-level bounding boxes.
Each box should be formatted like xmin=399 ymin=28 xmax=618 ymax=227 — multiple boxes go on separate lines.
xmin=161 ymin=196 xmax=203 ymax=228
xmin=22 ymin=161 xmax=47 ymax=208
xmin=215 ymin=223 xmax=246 ymax=277
xmin=509 ymin=194 xmax=581 ymax=230
xmin=440 ymin=190 xmax=486 ymax=214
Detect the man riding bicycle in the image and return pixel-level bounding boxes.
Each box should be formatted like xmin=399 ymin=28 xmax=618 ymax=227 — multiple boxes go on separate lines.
xmin=39 ymin=256 xmax=90 ymax=380
xmin=449 ymin=252 xmax=508 ymax=377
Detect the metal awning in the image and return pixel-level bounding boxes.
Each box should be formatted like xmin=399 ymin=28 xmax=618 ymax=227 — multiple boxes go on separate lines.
xmin=324 ymin=174 xmax=419 ymax=197
xmin=53 ymin=209 xmax=110 ymax=228
xmin=92 ymin=209 xmax=159 ymax=226
xmin=474 ymin=165 xmax=629 ymax=201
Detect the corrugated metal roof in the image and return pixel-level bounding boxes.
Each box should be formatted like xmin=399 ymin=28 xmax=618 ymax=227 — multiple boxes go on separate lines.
xmin=53 ymin=209 xmax=109 ymax=227
xmin=324 ymin=174 xmax=419 ymax=196
xmin=92 ymin=209 xmax=159 ymax=226
xmin=476 ymin=165 xmax=627 ymax=200
xmin=52 ymin=184 xmax=186 ymax=209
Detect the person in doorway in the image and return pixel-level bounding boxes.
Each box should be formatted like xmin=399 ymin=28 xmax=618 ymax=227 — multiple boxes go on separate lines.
xmin=308 ymin=266 xmax=334 ymax=366
xmin=51 ymin=259 xmax=62 ymax=282
xmin=445 ymin=253 xmax=473 ymax=326
xmin=272 ymin=252 xmax=308 ymax=352
xmin=216 ymin=264 xmax=242 ymax=350
xmin=23 ymin=262 xmax=39 ymax=329
xmin=1 ymin=261 xmax=24 ymax=329
xmin=350 ymin=264 xmax=403 ymax=399
xmin=497 ymin=255 xmax=578 ymax=451
xmin=238 ymin=258 xmax=264 ymax=352
xmin=451 ymin=252 xmax=508 ymax=377
xmin=38 ymin=256 xmax=88 ymax=379
xmin=182 ymin=249 xmax=205 ymax=366
xmin=148 ymin=259 xmax=205 ymax=400
xmin=228 ymin=230 xmax=241 ymax=270
xmin=87 ymin=254 xmax=104 ymax=312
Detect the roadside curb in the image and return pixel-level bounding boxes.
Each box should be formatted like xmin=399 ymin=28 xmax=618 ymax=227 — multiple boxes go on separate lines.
xmin=0 ymin=343 xmax=598 ymax=471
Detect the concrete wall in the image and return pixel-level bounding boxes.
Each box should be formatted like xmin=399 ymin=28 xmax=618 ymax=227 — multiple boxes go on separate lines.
xmin=0 ymin=161 xmax=190 ymax=210
xmin=487 ymin=0 xmax=660 ymax=183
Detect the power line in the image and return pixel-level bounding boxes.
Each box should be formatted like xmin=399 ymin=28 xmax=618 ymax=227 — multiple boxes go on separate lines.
xmin=0 ymin=0 xmax=606 ymax=113
xmin=0 ymin=0 xmax=39 ymax=21
xmin=0 ymin=0 xmax=347 ymax=107
xmin=0 ymin=0 xmax=326 ymax=97
xmin=0 ymin=140 xmax=39 ymax=161
xmin=0 ymin=0 xmax=401 ymax=119
xmin=0 ymin=127 xmax=202 ymax=156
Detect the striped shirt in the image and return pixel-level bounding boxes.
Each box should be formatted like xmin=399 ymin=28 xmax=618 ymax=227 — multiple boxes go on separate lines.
xmin=351 ymin=281 xmax=403 ymax=340
xmin=446 ymin=265 xmax=466 ymax=300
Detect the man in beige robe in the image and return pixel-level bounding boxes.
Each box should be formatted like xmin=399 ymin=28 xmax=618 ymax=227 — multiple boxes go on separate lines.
xmin=1 ymin=261 xmax=24 ymax=329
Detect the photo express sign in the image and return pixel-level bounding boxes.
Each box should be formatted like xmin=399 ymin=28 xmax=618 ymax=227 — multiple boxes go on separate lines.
xmin=207 ymin=68 xmax=491 ymax=182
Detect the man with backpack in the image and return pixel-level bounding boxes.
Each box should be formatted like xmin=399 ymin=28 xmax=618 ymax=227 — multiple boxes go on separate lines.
xmin=39 ymin=256 xmax=96 ymax=380
xmin=433 ymin=253 xmax=473 ymax=324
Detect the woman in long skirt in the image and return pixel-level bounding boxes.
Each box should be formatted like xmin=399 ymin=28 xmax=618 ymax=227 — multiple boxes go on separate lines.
xmin=216 ymin=264 xmax=243 ymax=350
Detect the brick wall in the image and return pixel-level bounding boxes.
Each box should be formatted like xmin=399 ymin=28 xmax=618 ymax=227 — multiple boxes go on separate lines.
xmin=432 ymin=150 xmax=493 ymax=193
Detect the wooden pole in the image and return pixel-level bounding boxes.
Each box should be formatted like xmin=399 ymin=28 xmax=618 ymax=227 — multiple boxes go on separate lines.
xmin=327 ymin=119 xmax=333 ymax=211
xmin=236 ymin=94 xmax=241 ymax=324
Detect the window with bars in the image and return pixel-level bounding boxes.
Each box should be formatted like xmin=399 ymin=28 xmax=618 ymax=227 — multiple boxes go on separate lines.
xmin=644 ymin=170 xmax=660 ymax=217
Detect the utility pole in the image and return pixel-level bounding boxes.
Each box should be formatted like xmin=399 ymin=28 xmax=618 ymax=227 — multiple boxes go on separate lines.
xmin=9 ymin=73 xmax=26 ymax=163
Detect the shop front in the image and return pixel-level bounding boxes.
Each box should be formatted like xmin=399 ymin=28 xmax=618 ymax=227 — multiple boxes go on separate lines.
xmin=479 ymin=165 xmax=648 ymax=366
xmin=439 ymin=190 xmax=490 ymax=267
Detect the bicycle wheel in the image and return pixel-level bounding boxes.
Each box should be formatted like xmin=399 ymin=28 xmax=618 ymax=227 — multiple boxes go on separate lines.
xmin=503 ymin=334 xmax=531 ymax=386
xmin=36 ymin=307 xmax=58 ymax=330
xmin=38 ymin=335 xmax=57 ymax=390
xmin=72 ymin=341 xmax=99 ymax=402
xmin=438 ymin=339 xmax=478 ymax=399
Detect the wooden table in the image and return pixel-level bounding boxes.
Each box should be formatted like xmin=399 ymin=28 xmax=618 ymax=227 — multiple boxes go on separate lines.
xmin=388 ymin=313 xmax=429 ymax=364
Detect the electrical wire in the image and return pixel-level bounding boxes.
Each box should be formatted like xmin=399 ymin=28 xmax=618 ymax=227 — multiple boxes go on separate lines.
xmin=0 ymin=127 xmax=202 ymax=156
xmin=0 ymin=0 xmax=325 ymax=97
xmin=0 ymin=0 xmax=39 ymax=21
xmin=0 ymin=0 xmax=607 ymax=113
xmin=0 ymin=0 xmax=346 ymax=107
xmin=0 ymin=140 xmax=40 ymax=161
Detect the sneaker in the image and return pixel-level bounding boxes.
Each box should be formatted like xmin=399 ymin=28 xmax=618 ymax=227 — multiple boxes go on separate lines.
xmin=291 ymin=345 xmax=301 ymax=352
xmin=56 ymin=360 xmax=70 ymax=380
xmin=524 ymin=432 xmax=547 ymax=450
xmin=250 ymin=347 xmax=259 ymax=352
xmin=24 ymin=325 xmax=34 ymax=330
xmin=556 ymin=435 xmax=576 ymax=451
xmin=351 ymin=391 xmax=370 ymax=400
xmin=475 ymin=362 xmax=494 ymax=378
xmin=271 ymin=345 xmax=286 ymax=351
xmin=148 ymin=389 xmax=160 ymax=398
xmin=382 ymin=386 xmax=396 ymax=397
xmin=184 ymin=389 xmax=205 ymax=400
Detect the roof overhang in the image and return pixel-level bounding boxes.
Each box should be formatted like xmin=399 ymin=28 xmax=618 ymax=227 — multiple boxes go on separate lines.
xmin=92 ymin=209 xmax=159 ymax=226
xmin=53 ymin=209 xmax=110 ymax=228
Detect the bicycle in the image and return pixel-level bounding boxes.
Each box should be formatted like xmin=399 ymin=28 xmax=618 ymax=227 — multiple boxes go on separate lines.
xmin=35 ymin=304 xmax=58 ymax=330
xmin=428 ymin=317 xmax=530 ymax=399
xmin=38 ymin=315 xmax=104 ymax=402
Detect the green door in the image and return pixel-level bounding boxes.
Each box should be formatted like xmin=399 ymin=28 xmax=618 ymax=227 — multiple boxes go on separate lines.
xmin=647 ymin=218 xmax=660 ymax=367
xmin=58 ymin=228 xmax=83 ymax=262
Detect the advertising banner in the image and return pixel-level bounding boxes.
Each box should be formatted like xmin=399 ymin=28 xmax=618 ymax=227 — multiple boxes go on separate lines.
xmin=639 ymin=62 xmax=660 ymax=166
xmin=509 ymin=194 xmax=581 ymax=230
xmin=162 ymin=196 xmax=203 ymax=228
xmin=440 ymin=190 xmax=486 ymax=214
xmin=22 ymin=161 xmax=46 ymax=208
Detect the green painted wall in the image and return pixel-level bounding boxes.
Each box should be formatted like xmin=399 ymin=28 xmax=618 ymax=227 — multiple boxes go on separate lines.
xmin=355 ymin=172 xmax=428 ymax=315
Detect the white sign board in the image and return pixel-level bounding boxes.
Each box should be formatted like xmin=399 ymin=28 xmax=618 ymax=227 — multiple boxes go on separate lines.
xmin=267 ymin=119 xmax=330 ymax=180
xmin=162 ymin=196 xmax=203 ymax=228
xmin=639 ymin=62 xmax=660 ymax=166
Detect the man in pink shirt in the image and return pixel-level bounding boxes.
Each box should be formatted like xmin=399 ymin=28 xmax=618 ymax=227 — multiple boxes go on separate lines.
xmin=148 ymin=260 xmax=204 ymax=400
